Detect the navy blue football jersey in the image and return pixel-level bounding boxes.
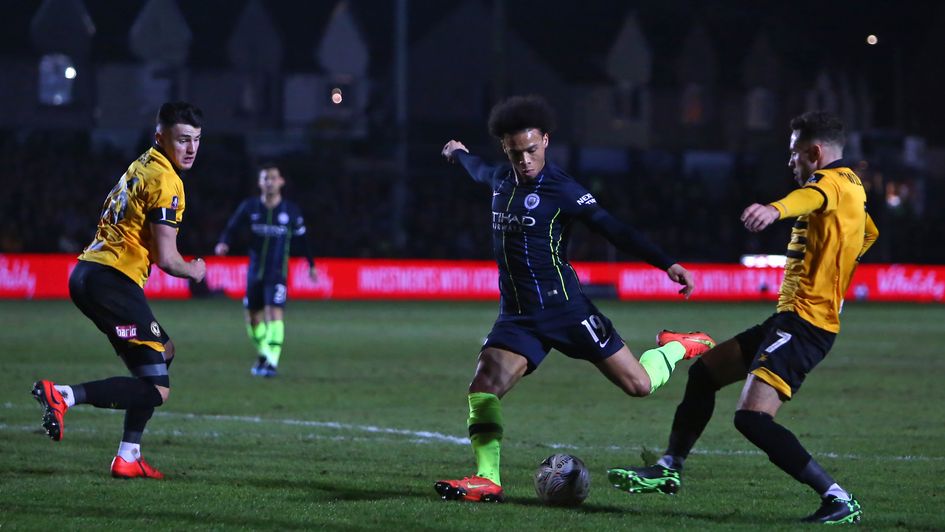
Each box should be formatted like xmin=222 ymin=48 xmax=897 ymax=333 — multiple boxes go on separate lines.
xmin=218 ymin=197 xmax=314 ymax=282
xmin=455 ymin=151 xmax=675 ymax=315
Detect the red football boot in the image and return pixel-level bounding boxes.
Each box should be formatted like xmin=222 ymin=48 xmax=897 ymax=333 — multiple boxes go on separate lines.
xmin=434 ymin=475 xmax=504 ymax=502
xmin=110 ymin=456 xmax=165 ymax=480
xmin=656 ymin=330 xmax=716 ymax=360
xmin=31 ymin=380 xmax=68 ymax=441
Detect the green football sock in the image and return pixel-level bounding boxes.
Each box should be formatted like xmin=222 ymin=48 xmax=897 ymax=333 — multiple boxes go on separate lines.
xmin=467 ymin=392 xmax=503 ymax=485
xmin=265 ymin=320 xmax=284 ymax=367
xmin=639 ymin=342 xmax=686 ymax=393
xmin=247 ymin=322 xmax=267 ymax=354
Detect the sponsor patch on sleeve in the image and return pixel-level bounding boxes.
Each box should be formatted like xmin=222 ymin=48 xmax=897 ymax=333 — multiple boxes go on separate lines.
xmin=576 ymin=193 xmax=597 ymax=206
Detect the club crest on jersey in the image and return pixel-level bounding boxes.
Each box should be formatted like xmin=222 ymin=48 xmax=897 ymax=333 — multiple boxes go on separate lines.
xmin=150 ymin=321 xmax=161 ymax=336
xmin=170 ymin=196 xmax=179 ymax=209
xmin=115 ymin=325 xmax=137 ymax=339
xmin=524 ymin=193 xmax=541 ymax=210
xmin=278 ymin=212 xmax=290 ymax=225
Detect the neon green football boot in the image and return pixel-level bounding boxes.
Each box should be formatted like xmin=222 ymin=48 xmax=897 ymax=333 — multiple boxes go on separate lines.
xmin=607 ymin=465 xmax=681 ymax=495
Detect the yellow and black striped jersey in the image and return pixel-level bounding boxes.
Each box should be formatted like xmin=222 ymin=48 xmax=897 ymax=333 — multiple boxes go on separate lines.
xmin=770 ymin=160 xmax=877 ymax=332
xmin=79 ymin=147 xmax=185 ymax=287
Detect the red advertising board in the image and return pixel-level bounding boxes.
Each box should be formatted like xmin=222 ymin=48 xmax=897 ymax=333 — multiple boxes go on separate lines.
xmin=1 ymin=254 xmax=943 ymax=303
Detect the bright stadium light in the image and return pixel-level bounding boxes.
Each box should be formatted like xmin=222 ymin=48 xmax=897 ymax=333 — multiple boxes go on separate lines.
xmin=866 ymin=34 xmax=878 ymax=45
xmin=64 ymin=66 xmax=77 ymax=79
xmin=740 ymin=254 xmax=787 ymax=268
xmin=331 ymin=87 xmax=343 ymax=104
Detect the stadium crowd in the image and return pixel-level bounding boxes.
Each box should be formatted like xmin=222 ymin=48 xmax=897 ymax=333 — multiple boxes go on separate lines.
xmin=1 ymin=130 xmax=939 ymax=264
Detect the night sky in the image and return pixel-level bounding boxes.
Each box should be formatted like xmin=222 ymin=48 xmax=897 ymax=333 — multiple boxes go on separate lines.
xmin=1 ymin=0 xmax=942 ymax=134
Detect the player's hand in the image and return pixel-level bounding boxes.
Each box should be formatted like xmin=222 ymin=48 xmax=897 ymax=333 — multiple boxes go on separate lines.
xmin=190 ymin=258 xmax=207 ymax=283
xmin=308 ymin=266 xmax=318 ymax=282
xmin=214 ymin=242 xmax=229 ymax=256
xmin=741 ymin=203 xmax=780 ymax=232
xmin=666 ymin=263 xmax=695 ymax=299
xmin=441 ymin=140 xmax=469 ymax=162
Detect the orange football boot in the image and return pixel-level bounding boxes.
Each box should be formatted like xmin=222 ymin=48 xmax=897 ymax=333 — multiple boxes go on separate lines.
xmin=656 ymin=330 xmax=716 ymax=360
xmin=31 ymin=380 xmax=68 ymax=441
xmin=110 ymin=456 xmax=165 ymax=480
xmin=434 ymin=476 xmax=504 ymax=502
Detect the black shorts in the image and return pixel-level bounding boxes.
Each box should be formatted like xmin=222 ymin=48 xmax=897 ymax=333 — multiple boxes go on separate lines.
xmin=243 ymin=278 xmax=287 ymax=310
xmin=482 ymin=298 xmax=625 ymax=374
xmin=69 ymin=261 xmax=170 ymax=354
xmin=735 ymin=312 xmax=835 ymax=400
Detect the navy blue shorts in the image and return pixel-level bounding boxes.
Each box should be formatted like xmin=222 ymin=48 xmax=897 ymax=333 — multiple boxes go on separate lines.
xmin=244 ymin=278 xmax=287 ymax=310
xmin=735 ymin=312 xmax=836 ymax=400
xmin=482 ymin=299 xmax=625 ymax=374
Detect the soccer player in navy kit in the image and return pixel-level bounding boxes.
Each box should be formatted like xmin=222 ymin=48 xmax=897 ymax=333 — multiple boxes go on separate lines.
xmin=215 ymin=164 xmax=316 ymax=377
xmin=433 ymin=95 xmax=715 ymax=503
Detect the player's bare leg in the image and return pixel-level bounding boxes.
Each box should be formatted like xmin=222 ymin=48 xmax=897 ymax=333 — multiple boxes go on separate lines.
xmin=435 ymin=348 xmax=526 ymax=503
xmin=596 ymin=331 xmax=715 ymax=398
xmin=594 ymin=345 xmax=652 ymax=396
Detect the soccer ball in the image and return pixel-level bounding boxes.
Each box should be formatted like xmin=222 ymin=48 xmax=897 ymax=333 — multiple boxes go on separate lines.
xmin=534 ymin=453 xmax=590 ymax=506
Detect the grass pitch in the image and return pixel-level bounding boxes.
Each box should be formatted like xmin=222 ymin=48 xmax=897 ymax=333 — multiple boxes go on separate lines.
xmin=1 ymin=299 xmax=943 ymax=530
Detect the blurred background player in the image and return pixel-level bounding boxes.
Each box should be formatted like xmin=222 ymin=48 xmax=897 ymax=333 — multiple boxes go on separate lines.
xmin=215 ymin=164 xmax=317 ymax=377
xmin=608 ymin=112 xmax=878 ymax=525
xmin=31 ymin=101 xmax=207 ymax=479
xmin=433 ymin=95 xmax=714 ymax=503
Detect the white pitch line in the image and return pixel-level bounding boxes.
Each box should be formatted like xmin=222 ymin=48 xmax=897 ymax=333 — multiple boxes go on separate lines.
xmin=5 ymin=402 xmax=943 ymax=462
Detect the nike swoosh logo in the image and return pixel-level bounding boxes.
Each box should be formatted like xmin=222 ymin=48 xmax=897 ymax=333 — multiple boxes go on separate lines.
xmin=598 ymin=336 xmax=611 ymax=348
xmin=466 ymin=483 xmax=491 ymax=489
xmin=492 ymin=192 xmax=501 ymax=196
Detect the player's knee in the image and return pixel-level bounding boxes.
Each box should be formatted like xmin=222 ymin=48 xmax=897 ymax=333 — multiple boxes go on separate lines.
xmin=468 ymin=350 xmax=525 ymax=396
xmin=163 ymin=339 xmax=176 ymax=368
xmin=618 ymin=377 xmax=651 ymax=397
xmin=733 ymin=409 xmax=772 ymax=439
xmin=156 ymin=385 xmax=170 ymax=404
xmin=469 ymin=366 xmax=503 ymax=395
xmin=688 ymin=359 xmax=721 ymax=392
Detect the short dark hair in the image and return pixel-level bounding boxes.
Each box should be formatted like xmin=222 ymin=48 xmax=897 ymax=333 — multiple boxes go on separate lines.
xmin=790 ymin=111 xmax=844 ymax=147
xmin=257 ymin=162 xmax=280 ymax=174
xmin=487 ymin=95 xmax=556 ymax=138
xmin=157 ymin=101 xmax=203 ymax=130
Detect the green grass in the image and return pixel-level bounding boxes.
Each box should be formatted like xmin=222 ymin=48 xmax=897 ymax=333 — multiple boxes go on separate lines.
xmin=1 ymin=299 xmax=943 ymax=530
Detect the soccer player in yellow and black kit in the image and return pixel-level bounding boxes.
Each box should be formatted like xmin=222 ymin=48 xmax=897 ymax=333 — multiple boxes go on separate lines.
xmin=608 ymin=112 xmax=879 ymax=525
xmin=31 ymin=102 xmax=207 ymax=479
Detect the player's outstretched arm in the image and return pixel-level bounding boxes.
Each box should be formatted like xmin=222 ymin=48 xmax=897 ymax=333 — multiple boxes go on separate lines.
xmin=442 ymin=139 xmax=498 ymax=185
xmin=740 ymin=203 xmax=780 ymax=232
xmin=215 ymin=201 xmax=248 ymax=255
xmin=441 ymin=140 xmax=468 ymax=162
xmin=743 ymin=186 xmax=826 ymax=232
xmin=153 ymin=223 xmax=206 ymax=282
xmin=859 ymin=212 xmax=879 ymax=261
xmin=666 ymin=263 xmax=695 ymax=299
